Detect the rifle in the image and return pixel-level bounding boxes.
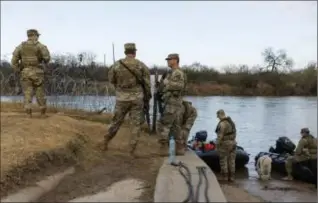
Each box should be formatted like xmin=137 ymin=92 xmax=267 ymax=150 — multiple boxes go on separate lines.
xmin=152 ymin=67 xmax=159 ymax=133
xmin=155 ymin=70 xmax=168 ymax=116
xmin=119 ymin=60 xmax=151 ymax=134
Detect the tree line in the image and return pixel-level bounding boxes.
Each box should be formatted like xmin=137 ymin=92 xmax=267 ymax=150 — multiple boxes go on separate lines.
xmin=0 ymin=47 xmax=317 ymax=96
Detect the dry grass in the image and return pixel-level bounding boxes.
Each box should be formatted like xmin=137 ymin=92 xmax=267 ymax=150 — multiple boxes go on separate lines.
xmin=0 ymin=102 xmax=163 ymax=199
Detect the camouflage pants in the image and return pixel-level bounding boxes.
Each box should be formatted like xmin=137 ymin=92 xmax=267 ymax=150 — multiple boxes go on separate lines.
xmin=157 ymin=103 xmax=182 ymax=144
xmin=217 ymin=141 xmax=236 ymax=175
xmin=285 ymin=155 xmax=309 ymax=176
xmin=20 ymin=68 xmax=46 ymax=110
xmin=105 ymin=99 xmax=143 ymax=149
xmin=180 ymin=128 xmax=190 ymax=148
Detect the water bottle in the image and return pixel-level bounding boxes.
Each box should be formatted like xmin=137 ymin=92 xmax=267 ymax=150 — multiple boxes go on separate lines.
xmin=169 ymin=135 xmax=176 ymax=164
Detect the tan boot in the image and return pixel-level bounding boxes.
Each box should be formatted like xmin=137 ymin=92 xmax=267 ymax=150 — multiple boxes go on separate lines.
xmin=40 ymin=108 xmax=47 ymax=118
xmin=229 ymin=174 xmax=235 ymax=182
xmin=159 ymin=143 xmax=169 ymax=157
xmin=26 ymin=109 xmax=32 ymax=118
xmin=218 ymin=172 xmax=228 ymax=181
xmin=176 ymin=141 xmax=186 ymax=156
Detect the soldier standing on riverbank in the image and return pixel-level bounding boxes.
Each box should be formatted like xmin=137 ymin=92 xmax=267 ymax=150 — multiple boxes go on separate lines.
xmin=157 ymin=53 xmax=186 ymax=156
xmin=177 ymin=100 xmax=197 ymax=155
xmin=215 ymin=109 xmax=237 ymax=182
xmin=11 ymin=29 xmax=51 ymax=118
xmin=104 ymin=43 xmax=151 ymax=156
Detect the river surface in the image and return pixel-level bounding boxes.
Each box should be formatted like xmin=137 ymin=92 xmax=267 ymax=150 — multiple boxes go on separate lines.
xmin=1 ymin=95 xmax=317 ymax=201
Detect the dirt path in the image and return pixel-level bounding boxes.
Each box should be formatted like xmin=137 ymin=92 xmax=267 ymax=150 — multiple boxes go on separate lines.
xmin=38 ymin=151 xmax=163 ymax=202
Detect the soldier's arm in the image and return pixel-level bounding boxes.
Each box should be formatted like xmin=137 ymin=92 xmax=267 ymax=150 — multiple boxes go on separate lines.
xmin=38 ymin=44 xmax=51 ymax=63
xmin=216 ymin=122 xmax=226 ymax=145
xmin=184 ymin=107 xmax=197 ymax=131
xmin=108 ymin=63 xmax=117 ymax=86
xmin=295 ymin=139 xmax=307 ymax=155
xmin=140 ymin=61 xmax=151 ymax=98
xmin=166 ymin=70 xmax=185 ymax=91
xmin=11 ymin=44 xmax=22 ymax=72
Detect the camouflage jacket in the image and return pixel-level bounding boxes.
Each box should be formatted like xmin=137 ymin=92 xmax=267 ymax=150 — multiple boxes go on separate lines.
xmin=180 ymin=101 xmax=197 ymax=131
xmin=108 ymin=56 xmax=151 ymax=101
xmin=295 ymin=134 xmax=317 ymax=159
xmin=162 ymin=68 xmax=186 ymax=105
xmin=215 ymin=117 xmax=237 ymax=145
xmin=11 ymin=39 xmax=50 ymax=72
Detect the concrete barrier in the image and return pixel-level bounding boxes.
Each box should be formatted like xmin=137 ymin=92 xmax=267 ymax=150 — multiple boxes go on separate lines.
xmin=154 ymin=150 xmax=227 ymax=202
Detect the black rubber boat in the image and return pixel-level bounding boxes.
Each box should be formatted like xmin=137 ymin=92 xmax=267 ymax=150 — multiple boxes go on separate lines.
xmin=255 ymin=136 xmax=317 ymax=186
xmin=188 ymin=131 xmax=250 ymax=172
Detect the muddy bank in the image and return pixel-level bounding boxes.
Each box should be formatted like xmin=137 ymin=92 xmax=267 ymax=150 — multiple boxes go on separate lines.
xmin=39 ymin=152 xmax=163 ymax=202
xmin=1 ymin=103 xmax=164 ymax=201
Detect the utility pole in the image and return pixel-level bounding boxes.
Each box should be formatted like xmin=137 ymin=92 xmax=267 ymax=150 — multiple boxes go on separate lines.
xmin=112 ymin=43 xmax=115 ymax=63
xmin=103 ymin=54 xmax=106 ymax=67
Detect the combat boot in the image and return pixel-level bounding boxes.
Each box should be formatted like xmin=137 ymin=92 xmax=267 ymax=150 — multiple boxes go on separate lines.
xmin=229 ymin=173 xmax=235 ymax=182
xmin=40 ymin=108 xmax=47 ymax=118
xmin=218 ymin=172 xmax=228 ymax=181
xmin=159 ymin=143 xmax=169 ymax=157
xmin=26 ymin=109 xmax=32 ymax=118
xmin=176 ymin=141 xmax=186 ymax=156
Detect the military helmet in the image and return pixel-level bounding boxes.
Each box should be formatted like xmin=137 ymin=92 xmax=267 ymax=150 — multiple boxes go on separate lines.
xmin=165 ymin=53 xmax=179 ymax=60
xmin=27 ymin=29 xmax=40 ymax=36
xmin=216 ymin=109 xmax=225 ymax=115
xmin=124 ymin=43 xmax=137 ymax=50
xmin=300 ymin=128 xmax=310 ymax=134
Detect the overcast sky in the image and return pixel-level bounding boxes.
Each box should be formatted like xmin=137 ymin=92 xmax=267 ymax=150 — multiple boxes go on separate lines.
xmin=1 ymin=1 xmax=317 ymax=69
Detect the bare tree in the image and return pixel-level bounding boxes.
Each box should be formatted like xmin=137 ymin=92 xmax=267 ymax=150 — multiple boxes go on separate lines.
xmin=262 ymin=47 xmax=294 ymax=72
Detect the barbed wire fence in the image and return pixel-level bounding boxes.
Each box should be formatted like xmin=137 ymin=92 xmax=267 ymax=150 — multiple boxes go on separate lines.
xmin=0 ymin=65 xmax=116 ymax=113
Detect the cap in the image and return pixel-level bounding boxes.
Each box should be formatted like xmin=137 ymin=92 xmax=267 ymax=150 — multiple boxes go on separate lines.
xmin=216 ymin=109 xmax=225 ymax=115
xmin=165 ymin=53 xmax=179 ymax=60
xmin=27 ymin=29 xmax=40 ymax=36
xmin=300 ymin=128 xmax=310 ymax=134
xmin=124 ymin=43 xmax=137 ymax=50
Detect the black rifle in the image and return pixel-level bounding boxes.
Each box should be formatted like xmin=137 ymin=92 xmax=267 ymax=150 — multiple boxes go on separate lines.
xmin=119 ymin=60 xmax=152 ymax=134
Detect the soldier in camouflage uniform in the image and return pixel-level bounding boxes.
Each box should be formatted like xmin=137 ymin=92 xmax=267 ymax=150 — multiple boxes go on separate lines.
xmin=176 ymin=100 xmax=197 ymax=154
xmin=215 ymin=109 xmax=237 ymax=182
xmin=104 ymin=43 xmax=151 ymax=156
xmin=282 ymin=128 xmax=317 ymax=181
xmin=157 ymin=53 xmax=186 ymax=156
xmin=11 ymin=29 xmax=51 ymax=117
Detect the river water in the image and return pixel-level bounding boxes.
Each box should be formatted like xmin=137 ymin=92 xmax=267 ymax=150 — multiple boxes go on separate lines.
xmin=1 ymin=95 xmax=317 ymax=201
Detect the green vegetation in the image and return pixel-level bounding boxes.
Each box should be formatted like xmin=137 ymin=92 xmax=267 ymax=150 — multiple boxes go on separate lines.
xmin=0 ymin=47 xmax=316 ymax=96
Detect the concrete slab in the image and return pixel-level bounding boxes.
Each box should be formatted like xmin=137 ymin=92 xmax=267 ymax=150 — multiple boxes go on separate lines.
xmin=154 ymin=150 xmax=227 ymax=202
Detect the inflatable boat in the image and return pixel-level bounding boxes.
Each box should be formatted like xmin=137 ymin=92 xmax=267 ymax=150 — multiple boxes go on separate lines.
xmin=255 ymin=136 xmax=317 ymax=186
xmin=188 ymin=131 xmax=250 ymax=172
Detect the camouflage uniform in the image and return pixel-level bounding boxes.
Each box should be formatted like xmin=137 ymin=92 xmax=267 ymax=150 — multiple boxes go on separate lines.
xmin=215 ymin=109 xmax=237 ymax=181
xmin=283 ymin=128 xmax=317 ymax=180
xmin=104 ymin=43 xmax=151 ymax=155
xmin=157 ymin=53 xmax=186 ymax=156
xmin=177 ymin=100 xmax=197 ymax=152
xmin=11 ymin=29 xmax=50 ymax=117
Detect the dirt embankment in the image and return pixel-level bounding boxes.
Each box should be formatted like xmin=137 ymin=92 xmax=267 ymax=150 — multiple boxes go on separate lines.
xmin=0 ymin=102 xmax=163 ymax=201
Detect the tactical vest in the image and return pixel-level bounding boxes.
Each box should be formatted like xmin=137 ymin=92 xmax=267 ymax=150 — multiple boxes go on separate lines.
xmin=115 ymin=59 xmax=142 ymax=90
xmin=215 ymin=117 xmax=236 ymax=141
xmin=20 ymin=41 xmax=42 ymax=66
xmin=305 ymin=135 xmax=317 ymax=158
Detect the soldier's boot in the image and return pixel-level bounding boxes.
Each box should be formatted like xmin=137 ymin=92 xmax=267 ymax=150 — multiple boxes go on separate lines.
xmin=103 ymin=136 xmax=113 ymax=151
xmin=26 ymin=109 xmax=32 ymax=118
xmin=40 ymin=108 xmax=47 ymax=118
xmin=229 ymin=173 xmax=235 ymax=182
xmin=159 ymin=142 xmax=169 ymax=157
xmin=176 ymin=140 xmax=186 ymax=156
xmin=282 ymin=175 xmax=293 ymax=181
xmin=218 ymin=172 xmax=228 ymax=181
xmin=129 ymin=143 xmax=138 ymax=158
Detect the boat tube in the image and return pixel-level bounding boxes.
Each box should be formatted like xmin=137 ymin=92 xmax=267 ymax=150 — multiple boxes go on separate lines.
xmin=188 ymin=131 xmax=249 ymax=172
